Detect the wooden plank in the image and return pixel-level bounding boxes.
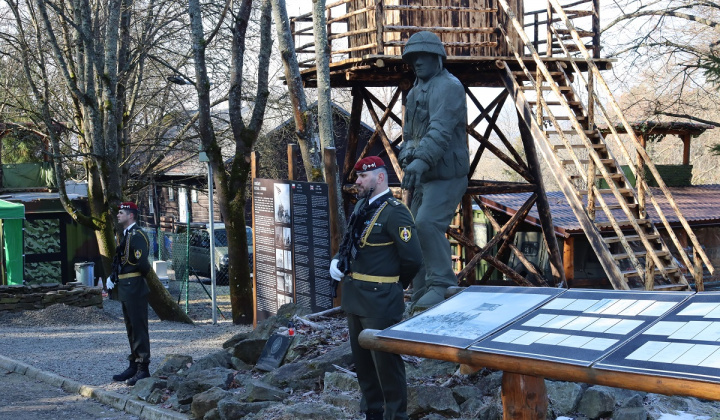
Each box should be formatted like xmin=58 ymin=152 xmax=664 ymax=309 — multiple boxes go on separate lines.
xmin=358 ymin=329 xmax=720 ymax=401
xmin=518 ymin=108 xmax=566 ymax=286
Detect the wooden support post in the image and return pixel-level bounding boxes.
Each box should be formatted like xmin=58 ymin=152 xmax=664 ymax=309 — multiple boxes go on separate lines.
xmin=287 ymin=144 xmax=299 ymax=181
xmin=592 ymin=0 xmax=601 ymax=58
xmin=324 ymin=147 xmax=343 ymax=306
xmin=344 ymin=87 xmax=364 ymax=183
xmin=695 ymin=246 xmax=705 ymax=292
xmin=502 ymin=372 xmax=548 ymax=420
xmin=251 ymin=151 xmax=258 ymax=179
xmin=682 ymin=134 xmax=691 ymax=166
xmin=518 ymin=110 xmax=566 ymax=286
xmin=636 ymin=134 xmax=646 ymax=219
xmin=562 ymin=237 xmax=574 ymax=287
xmin=645 ymin=254 xmax=655 ymax=291
xmin=461 ymin=194 xmax=476 ymax=284
xmin=375 ymin=0 xmax=384 ymax=55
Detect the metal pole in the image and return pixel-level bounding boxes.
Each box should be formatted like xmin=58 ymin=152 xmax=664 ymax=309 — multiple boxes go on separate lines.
xmin=208 ymin=161 xmax=217 ymax=324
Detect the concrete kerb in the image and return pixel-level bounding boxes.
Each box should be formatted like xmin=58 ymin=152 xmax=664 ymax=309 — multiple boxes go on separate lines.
xmin=0 ymin=355 xmax=188 ymax=420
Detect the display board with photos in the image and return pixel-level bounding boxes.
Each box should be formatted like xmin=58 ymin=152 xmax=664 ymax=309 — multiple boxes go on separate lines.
xmin=595 ymin=292 xmax=720 ymax=383
xmin=471 ymin=289 xmax=692 ymax=366
xmin=252 ymin=178 xmax=333 ymax=323
xmin=376 ymin=286 xmax=566 ymax=348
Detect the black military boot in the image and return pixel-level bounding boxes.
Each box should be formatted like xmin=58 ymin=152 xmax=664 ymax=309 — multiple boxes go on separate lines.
xmin=125 ymin=362 xmax=150 ymax=386
xmin=365 ymin=410 xmax=384 ymax=420
xmin=112 ymin=361 xmax=137 ymax=382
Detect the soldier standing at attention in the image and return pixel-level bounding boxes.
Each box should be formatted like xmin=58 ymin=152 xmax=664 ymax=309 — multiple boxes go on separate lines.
xmin=106 ymin=202 xmax=152 ymax=386
xmin=330 ymin=156 xmax=423 ymax=420
xmin=398 ymin=31 xmax=470 ymax=311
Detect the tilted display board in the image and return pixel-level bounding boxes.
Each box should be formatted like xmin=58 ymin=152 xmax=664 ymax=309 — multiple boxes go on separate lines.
xmin=596 ymin=292 xmax=720 ymax=383
xmin=472 ymin=289 xmax=692 ymax=366
xmin=252 ymin=178 xmax=333 ymax=324
xmin=376 ymin=286 xmax=565 ymax=348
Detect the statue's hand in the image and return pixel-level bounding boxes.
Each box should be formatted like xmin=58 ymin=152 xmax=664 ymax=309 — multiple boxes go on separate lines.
xmin=397 ymin=146 xmax=415 ymax=168
xmin=401 ymin=159 xmax=430 ymax=189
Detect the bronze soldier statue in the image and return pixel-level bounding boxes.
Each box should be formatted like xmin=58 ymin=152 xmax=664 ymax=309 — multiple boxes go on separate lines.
xmin=399 ymin=31 xmax=470 ymax=311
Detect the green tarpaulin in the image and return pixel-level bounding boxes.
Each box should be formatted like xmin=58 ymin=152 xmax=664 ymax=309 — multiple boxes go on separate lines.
xmin=0 ymin=200 xmax=25 ymax=285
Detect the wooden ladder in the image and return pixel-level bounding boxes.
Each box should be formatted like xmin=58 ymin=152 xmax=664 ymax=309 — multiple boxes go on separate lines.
xmin=493 ymin=0 xmax=714 ymax=290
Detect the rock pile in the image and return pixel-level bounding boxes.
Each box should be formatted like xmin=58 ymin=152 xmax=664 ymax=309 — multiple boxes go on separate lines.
xmin=0 ymin=283 xmax=102 ymax=312
xmin=127 ymin=303 xmax=720 ymax=420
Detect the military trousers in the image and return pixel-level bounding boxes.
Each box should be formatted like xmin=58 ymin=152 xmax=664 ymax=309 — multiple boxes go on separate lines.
xmin=121 ymin=295 xmax=150 ymax=363
xmin=347 ymin=313 xmax=408 ymax=420
xmin=410 ymin=176 xmax=468 ymax=302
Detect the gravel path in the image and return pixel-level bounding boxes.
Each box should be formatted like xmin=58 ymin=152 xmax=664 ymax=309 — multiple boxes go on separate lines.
xmin=0 ymin=279 xmax=251 ymax=397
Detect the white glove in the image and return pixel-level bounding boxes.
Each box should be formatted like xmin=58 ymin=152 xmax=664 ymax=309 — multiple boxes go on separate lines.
xmin=329 ymin=259 xmax=344 ymax=281
xmin=106 ymin=276 xmax=115 ymax=290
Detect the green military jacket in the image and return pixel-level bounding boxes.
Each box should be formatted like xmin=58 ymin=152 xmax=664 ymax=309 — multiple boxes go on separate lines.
xmin=116 ymin=224 xmax=151 ymax=302
xmin=402 ymin=68 xmax=470 ymax=182
xmin=340 ymin=192 xmax=423 ymax=318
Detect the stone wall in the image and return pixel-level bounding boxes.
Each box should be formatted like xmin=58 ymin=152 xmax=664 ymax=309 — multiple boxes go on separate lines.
xmin=0 ymin=283 xmax=102 ymax=312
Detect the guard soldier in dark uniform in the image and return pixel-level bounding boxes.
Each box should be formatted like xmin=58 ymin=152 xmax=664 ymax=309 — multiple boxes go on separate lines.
xmin=106 ymin=202 xmax=152 ymax=386
xmin=330 ymin=156 xmax=423 ymax=420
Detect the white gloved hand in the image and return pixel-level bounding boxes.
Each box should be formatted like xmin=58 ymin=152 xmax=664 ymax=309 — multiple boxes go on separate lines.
xmin=329 ymin=259 xmax=344 ymax=281
xmin=106 ymin=276 xmax=115 ymax=290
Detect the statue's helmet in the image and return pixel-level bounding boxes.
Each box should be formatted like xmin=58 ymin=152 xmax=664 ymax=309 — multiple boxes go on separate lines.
xmin=402 ymin=31 xmax=447 ymax=63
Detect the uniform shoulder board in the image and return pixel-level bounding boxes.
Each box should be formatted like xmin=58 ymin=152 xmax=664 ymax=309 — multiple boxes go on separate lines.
xmin=387 ymin=197 xmax=401 ymax=206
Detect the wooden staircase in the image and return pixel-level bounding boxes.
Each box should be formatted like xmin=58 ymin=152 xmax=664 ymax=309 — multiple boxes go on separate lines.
xmin=494 ymin=0 xmax=714 ymax=290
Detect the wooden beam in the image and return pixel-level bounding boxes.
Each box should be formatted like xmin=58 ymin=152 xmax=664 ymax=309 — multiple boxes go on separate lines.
xmin=358 ymin=329 xmax=720 ymax=402
xmin=361 ymin=89 xmax=403 ymax=180
xmin=517 ymin=109 xmax=566 ymax=287
xmin=343 ymin=87 xmax=364 ymax=184
xmin=287 ymin=144 xmax=299 ymax=181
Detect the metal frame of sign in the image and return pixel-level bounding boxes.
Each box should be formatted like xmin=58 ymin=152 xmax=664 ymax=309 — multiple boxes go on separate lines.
xmin=471 ymin=289 xmax=692 ymax=366
xmin=376 ymin=286 xmax=565 ymax=348
xmin=595 ymin=292 xmax=720 ymax=383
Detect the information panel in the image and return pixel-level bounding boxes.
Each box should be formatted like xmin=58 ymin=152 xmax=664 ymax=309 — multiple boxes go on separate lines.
xmin=252 ymin=178 xmax=333 ymax=323
xmin=596 ymin=292 xmax=720 ymax=383
xmin=472 ymin=289 xmax=692 ymax=366
xmin=376 ymin=286 xmax=565 ymax=348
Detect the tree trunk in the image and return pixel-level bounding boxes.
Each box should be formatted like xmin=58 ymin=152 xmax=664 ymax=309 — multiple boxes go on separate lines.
xmin=146 ymin=270 xmax=194 ymax=323
xmin=312 ymin=0 xmax=347 ymax=233
xmin=271 ymin=0 xmax=323 ymax=181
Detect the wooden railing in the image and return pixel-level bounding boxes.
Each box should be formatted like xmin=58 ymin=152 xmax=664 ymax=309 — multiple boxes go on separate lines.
xmin=291 ymin=0 xmax=601 ymax=69
xmin=523 ymin=0 xmax=600 ymax=58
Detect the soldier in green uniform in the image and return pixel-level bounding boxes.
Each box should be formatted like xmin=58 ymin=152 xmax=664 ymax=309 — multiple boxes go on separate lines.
xmin=106 ymin=202 xmax=152 ymax=386
xmin=399 ymin=31 xmax=469 ymax=310
xmin=330 ymin=156 xmax=423 ymax=420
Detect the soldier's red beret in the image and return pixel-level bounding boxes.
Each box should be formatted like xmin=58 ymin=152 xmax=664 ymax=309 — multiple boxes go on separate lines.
xmin=119 ymin=202 xmax=138 ymax=211
xmin=354 ymin=156 xmax=385 ymax=173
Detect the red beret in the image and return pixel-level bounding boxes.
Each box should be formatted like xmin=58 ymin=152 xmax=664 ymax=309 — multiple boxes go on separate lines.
xmin=354 ymin=156 xmax=385 ymax=173
xmin=119 ymin=202 xmax=138 ymax=211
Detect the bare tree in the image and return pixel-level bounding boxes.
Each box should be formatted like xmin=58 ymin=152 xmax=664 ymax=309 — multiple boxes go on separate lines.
xmin=2 ymin=0 xmax=192 ymax=322
xmin=604 ymin=0 xmax=720 ymax=125
xmin=270 ymin=0 xmax=323 ymax=182
xmin=187 ymin=0 xmax=273 ymax=324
